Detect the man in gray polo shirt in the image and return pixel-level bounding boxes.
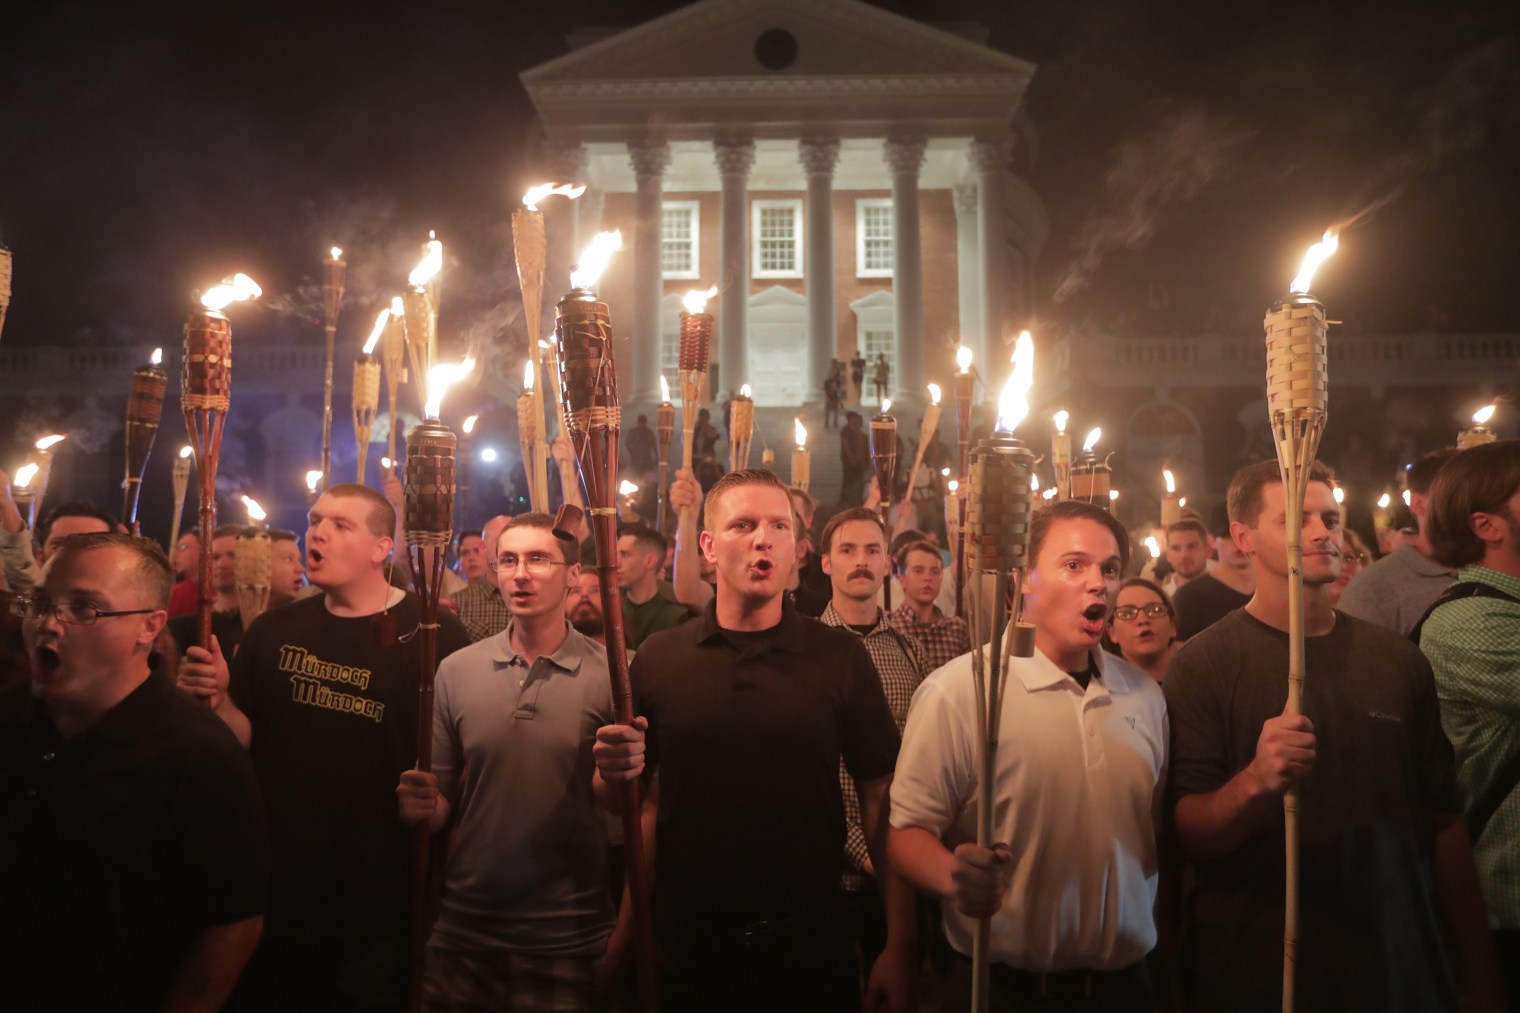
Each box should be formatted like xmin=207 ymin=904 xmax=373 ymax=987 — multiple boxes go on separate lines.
xmin=1339 ymin=449 xmax=1457 ymax=636
xmin=397 ymin=512 xmax=617 ymax=1011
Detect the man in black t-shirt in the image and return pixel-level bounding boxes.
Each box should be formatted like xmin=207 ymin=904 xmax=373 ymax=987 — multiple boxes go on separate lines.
xmin=594 ymin=469 xmax=912 ymax=1013
xmin=179 ymin=483 xmax=469 ymax=1012
xmin=1165 ymin=460 xmax=1503 ymax=1012
xmin=1173 ymin=503 xmax=1254 ymax=641
xmin=2 ymin=533 xmax=266 ymax=1011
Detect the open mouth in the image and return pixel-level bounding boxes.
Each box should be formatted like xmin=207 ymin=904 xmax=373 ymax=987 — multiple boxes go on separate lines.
xmin=1079 ymin=603 xmax=1108 ymax=635
xmin=32 ymin=644 xmax=62 ymax=679
xmin=308 ymin=549 xmax=325 ymax=567
xmin=750 ymin=559 xmax=774 ymax=578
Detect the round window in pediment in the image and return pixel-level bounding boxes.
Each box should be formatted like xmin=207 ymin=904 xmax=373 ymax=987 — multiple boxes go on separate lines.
xmin=754 ymin=28 xmax=799 ymax=70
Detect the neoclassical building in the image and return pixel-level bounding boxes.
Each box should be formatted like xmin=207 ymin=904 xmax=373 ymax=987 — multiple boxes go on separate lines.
xmin=519 ymin=0 xmax=1048 ymax=407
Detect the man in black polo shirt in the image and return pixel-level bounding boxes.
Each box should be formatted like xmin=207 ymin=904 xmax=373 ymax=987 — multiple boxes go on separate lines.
xmin=594 ymin=468 xmax=913 ymax=1012
xmin=1 ymin=532 xmax=267 ymax=1011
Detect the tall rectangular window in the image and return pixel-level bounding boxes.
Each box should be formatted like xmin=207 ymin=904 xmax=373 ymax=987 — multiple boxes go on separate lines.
xmin=661 ymin=201 xmax=700 ymax=280
xmin=751 ymin=199 xmax=803 ymax=279
xmin=856 ymin=199 xmax=894 ymax=278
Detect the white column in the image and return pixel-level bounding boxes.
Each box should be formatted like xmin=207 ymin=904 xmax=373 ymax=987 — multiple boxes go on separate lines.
xmin=885 ymin=136 xmax=926 ymax=403
xmin=953 ymin=181 xmax=982 ymax=366
xmin=628 ymin=140 xmax=671 ymax=405
xmin=970 ymin=134 xmax=1014 ymax=377
xmin=541 ymin=141 xmax=586 ymax=335
xmin=799 ymin=137 xmax=840 ymax=402
xmin=714 ymin=138 xmax=755 ymax=397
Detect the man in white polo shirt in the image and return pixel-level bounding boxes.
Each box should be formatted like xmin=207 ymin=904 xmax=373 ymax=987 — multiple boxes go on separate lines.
xmin=888 ymin=499 xmax=1168 ymax=1010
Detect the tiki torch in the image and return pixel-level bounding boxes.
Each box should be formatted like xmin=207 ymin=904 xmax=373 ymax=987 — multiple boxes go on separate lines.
xmin=1161 ymin=468 xmax=1183 ymax=527
xmin=656 ymin=376 xmax=674 ymax=534
xmin=168 ymin=445 xmax=193 ymax=552
xmin=870 ymin=399 xmax=899 ymax=609
xmin=964 ymin=331 xmax=1038 ymax=1013
xmin=236 ymin=496 xmax=272 ymax=630
xmin=554 ymin=230 xmax=658 ymax=1011
xmin=792 ymin=418 xmax=811 ymax=493
xmin=1068 ymin=428 xmax=1112 ymax=508
xmin=459 ymin=415 xmax=478 ymax=528
xmin=1373 ymin=491 xmax=1392 ymax=544
xmin=183 ymin=272 xmax=260 ymax=649
xmin=729 ymin=383 xmax=755 ymax=470
xmin=320 ymin=246 xmax=347 ymax=493
xmin=382 ymin=297 xmax=408 ymax=476
xmin=122 ymin=347 xmax=167 ymax=534
xmin=30 ymin=434 xmax=66 ymax=525
xmin=11 ymin=464 xmax=38 ymax=531
xmin=517 ymin=361 xmax=549 ymax=512
xmin=1457 ymin=403 xmax=1498 ymax=449
xmin=896 ymin=383 xmax=942 ymax=537
xmin=953 ymin=345 xmax=976 ymax=618
xmin=354 ymin=309 xmax=387 ymax=483
xmin=540 ymin=338 xmax=565 ymax=444
xmin=403 ymin=354 xmax=471 ymax=1013
xmin=0 ymin=241 xmax=10 ymax=343
xmin=1051 ymin=410 xmax=1072 ymax=500
xmin=1265 ymin=228 xmax=1335 ymax=1013
xmin=675 ymin=286 xmax=716 ymax=598
xmin=513 ymin=184 xmax=586 ymax=384
xmin=403 ymin=234 xmax=443 ymax=416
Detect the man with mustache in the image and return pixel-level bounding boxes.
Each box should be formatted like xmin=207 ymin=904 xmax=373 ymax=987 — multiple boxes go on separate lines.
xmin=889 ymin=499 xmax=1166 ymax=1010
xmin=1165 ymin=460 xmax=1503 ymax=1012
xmin=593 ymin=469 xmax=913 ymax=1012
xmin=818 ymin=506 xmax=926 ymax=975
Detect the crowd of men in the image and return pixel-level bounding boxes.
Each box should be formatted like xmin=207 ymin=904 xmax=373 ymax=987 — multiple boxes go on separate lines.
xmin=0 ymin=434 xmax=1517 ymax=1012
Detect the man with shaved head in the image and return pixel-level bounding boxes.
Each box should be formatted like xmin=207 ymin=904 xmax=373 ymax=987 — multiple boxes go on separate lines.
xmin=452 ymin=514 xmax=513 ymax=642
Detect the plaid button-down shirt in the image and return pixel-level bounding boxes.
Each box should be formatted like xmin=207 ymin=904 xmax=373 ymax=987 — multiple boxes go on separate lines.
xmin=889 ymin=602 xmax=971 ymax=674
xmin=821 ymin=601 xmax=925 ymax=892
xmin=1419 ymin=563 xmax=1520 ymax=926
xmin=452 ymin=579 xmax=511 ymax=643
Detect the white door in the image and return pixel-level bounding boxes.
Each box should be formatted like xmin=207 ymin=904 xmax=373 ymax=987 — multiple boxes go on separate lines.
xmin=747 ymin=286 xmax=807 ymax=406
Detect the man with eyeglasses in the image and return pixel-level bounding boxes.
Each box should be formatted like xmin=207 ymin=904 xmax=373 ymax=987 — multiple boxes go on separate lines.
xmin=177 ymin=482 xmax=469 ymax=1011
xmin=451 ymin=515 xmax=513 ymax=642
xmin=396 ymin=512 xmax=620 ymax=1010
xmin=889 ymin=499 xmax=1168 ymax=1010
xmin=1 ymin=532 xmax=267 ymax=1011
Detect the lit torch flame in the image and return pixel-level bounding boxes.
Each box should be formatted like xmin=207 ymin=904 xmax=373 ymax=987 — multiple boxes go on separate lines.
xmin=1031 ymin=472 xmax=1040 ymax=491
xmin=949 ymin=478 xmax=959 ymax=494
xmin=1042 ymin=487 xmax=1058 ymax=500
xmin=241 ymin=495 xmax=267 ymax=523
xmin=1082 ymin=428 xmax=1102 ymax=453
xmin=1289 ymin=229 xmax=1339 ymax=294
xmin=200 ymin=273 xmax=263 ymax=310
xmin=795 ymin=418 xmax=807 ymax=447
xmin=363 ymin=309 xmax=389 ymax=355
xmin=1377 ymin=492 xmax=1391 ymax=510
xmin=619 ymin=480 xmax=639 ymax=497
xmin=409 ymin=234 xmax=443 ymax=288
xmin=1145 ymin=535 xmax=1160 ymax=559
xmin=522 ymin=182 xmax=588 ymax=211
xmin=1053 ymin=410 xmax=1069 ymax=435
xmin=682 ymin=285 xmax=718 ymax=315
xmin=570 ymin=230 xmax=623 ymax=291
xmin=305 ymin=471 xmax=322 ymax=493
xmin=381 ymin=457 xmax=393 ymax=471
xmin=179 ymin=445 xmax=193 ymax=459
xmin=1111 ymin=489 xmax=1122 ymax=502
xmin=1164 ymin=469 xmax=1176 ymax=494
xmin=463 ymin=415 xmax=478 ymax=435
xmin=35 ymin=435 xmax=65 ymax=452
xmin=956 ymin=345 xmax=973 ymax=374
xmin=927 ymin=383 xmax=941 ymax=406
xmin=329 ymin=247 xmax=343 ymax=261
xmin=1472 ymin=403 xmax=1497 ymax=425
xmin=389 ymin=296 xmax=404 ymax=318
xmin=425 ymin=357 xmax=477 ymax=420
xmin=1402 ymin=489 xmax=1412 ymax=507
xmin=523 ymin=360 xmax=535 ymax=390
xmin=740 ymin=383 xmax=752 ymax=399
xmin=151 ymin=347 xmax=163 ymax=366
xmin=14 ymin=463 xmax=39 ymax=488
xmin=660 ymin=375 xmax=671 ymax=403
xmin=994 ymin=331 xmax=1035 ymax=433
xmin=1332 ymin=486 xmax=1344 ymax=505
xmin=881 ymin=398 xmax=892 ymax=415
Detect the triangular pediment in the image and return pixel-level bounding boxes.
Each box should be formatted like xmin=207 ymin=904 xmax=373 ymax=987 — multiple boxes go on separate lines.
xmin=523 ymin=0 xmax=1031 ymax=85
xmin=750 ymin=284 xmax=808 ymax=309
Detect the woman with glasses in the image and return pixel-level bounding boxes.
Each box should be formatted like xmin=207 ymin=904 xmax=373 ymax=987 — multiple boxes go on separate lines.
xmin=1106 ymin=577 xmax=1178 ymax=682
xmin=1328 ymin=527 xmax=1371 ymax=608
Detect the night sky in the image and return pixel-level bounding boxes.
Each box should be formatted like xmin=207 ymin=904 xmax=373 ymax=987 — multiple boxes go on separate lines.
xmin=2 ymin=0 xmax=1517 ymax=492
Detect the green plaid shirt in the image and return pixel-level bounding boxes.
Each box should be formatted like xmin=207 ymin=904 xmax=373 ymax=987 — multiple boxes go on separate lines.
xmin=1419 ymin=564 xmax=1520 ymax=928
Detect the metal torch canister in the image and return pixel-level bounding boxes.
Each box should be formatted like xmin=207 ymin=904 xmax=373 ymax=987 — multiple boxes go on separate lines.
xmin=966 ymin=433 xmax=1038 ymax=656
xmin=1068 ymin=452 xmax=1113 ymax=510
xmin=123 ymin=361 xmax=167 ymax=529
